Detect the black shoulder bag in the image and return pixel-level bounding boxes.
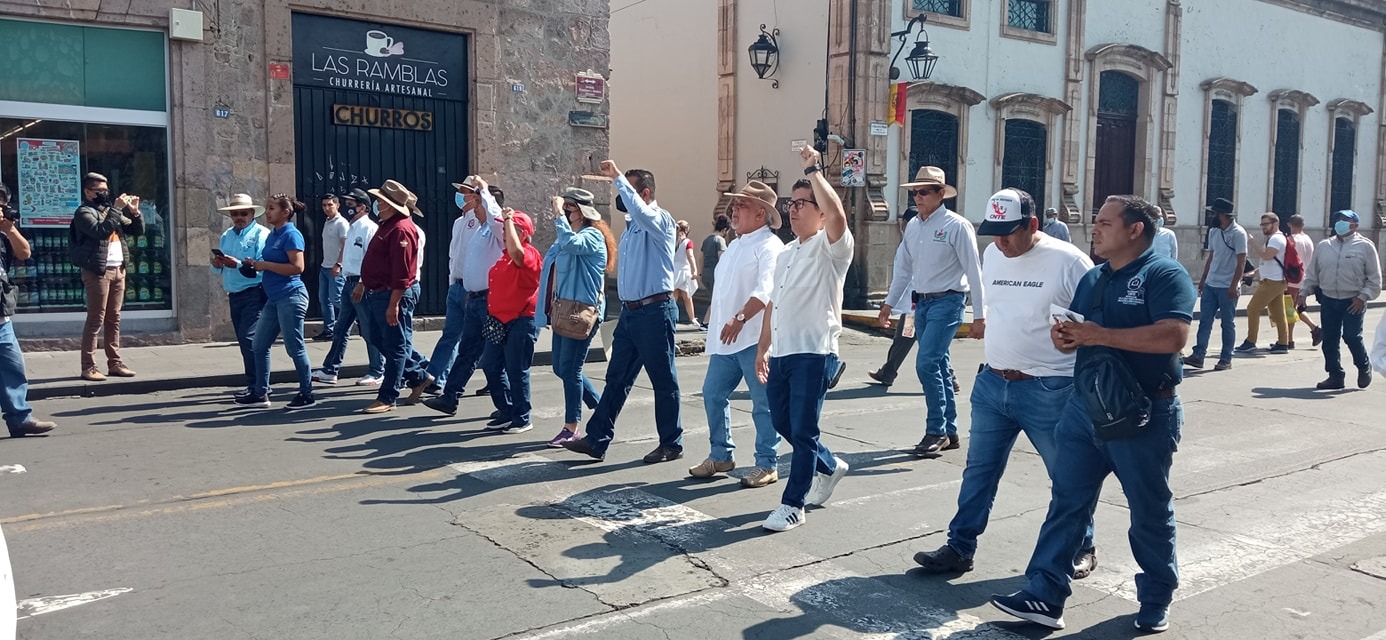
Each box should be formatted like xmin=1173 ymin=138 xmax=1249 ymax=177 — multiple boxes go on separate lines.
xmin=1074 ymin=271 xmax=1152 ymax=441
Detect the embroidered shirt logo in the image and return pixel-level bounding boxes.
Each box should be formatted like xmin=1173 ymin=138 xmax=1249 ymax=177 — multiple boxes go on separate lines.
xmin=1118 ymin=275 xmax=1146 ymax=306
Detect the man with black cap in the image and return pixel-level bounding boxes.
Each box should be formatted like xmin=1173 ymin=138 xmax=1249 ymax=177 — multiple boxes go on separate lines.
xmin=355 ymin=180 xmax=423 ymax=414
xmin=312 ymin=188 xmax=384 ymax=387
xmin=1297 ymin=209 xmax=1381 ymax=389
xmin=878 ymin=166 xmax=985 ymax=456
xmin=912 ymin=188 xmax=1097 ymax=580
xmin=1184 ymin=196 xmax=1245 ymax=371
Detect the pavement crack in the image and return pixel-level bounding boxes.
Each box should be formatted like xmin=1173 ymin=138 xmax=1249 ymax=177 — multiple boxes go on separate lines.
xmin=1178 ymin=446 xmax=1386 ymax=500
xmin=447 ymin=516 xmax=620 ymax=610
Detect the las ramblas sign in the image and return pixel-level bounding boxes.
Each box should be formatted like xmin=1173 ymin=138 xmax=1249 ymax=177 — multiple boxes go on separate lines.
xmin=291 ymin=13 xmax=468 ymax=102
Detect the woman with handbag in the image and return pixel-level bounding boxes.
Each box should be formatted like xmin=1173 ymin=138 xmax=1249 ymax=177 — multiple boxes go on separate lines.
xmin=536 ymin=187 xmax=616 ymax=447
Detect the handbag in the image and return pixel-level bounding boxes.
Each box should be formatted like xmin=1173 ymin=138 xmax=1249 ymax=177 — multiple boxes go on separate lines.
xmin=1074 ymin=272 xmax=1167 ymax=441
xmin=482 ymin=314 xmax=510 ymax=344
xmin=551 ymin=297 xmax=600 ymax=340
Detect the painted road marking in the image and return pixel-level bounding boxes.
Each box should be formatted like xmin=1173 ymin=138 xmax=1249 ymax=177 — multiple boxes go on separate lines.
xmin=15 ymin=588 xmax=132 ymax=620
xmin=1 ymin=525 xmax=14 ymax=640
xmin=517 ymin=592 xmax=732 ymax=639
xmin=0 ymin=465 xmax=24 ymax=474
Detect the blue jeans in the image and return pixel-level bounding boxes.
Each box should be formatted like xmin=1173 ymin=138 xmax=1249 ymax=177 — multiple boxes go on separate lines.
xmin=552 ymin=330 xmax=601 ymax=424
xmin=362 ymin=286 xmax=418 ymax=404
xmin=440 ymin=291 xmax=495 ymax=398
xmin=582 ymin=299 xmax=682 ymax=454
xmin=401 ymin=282 xmax=430 ymax=388
xmin=425 ymin=282 xmax=468 ymax=388
xmin=1025 ymin=394 xmax=1182 ymax=607
xmin=1317 ymin=294 xmax=1370 ymax=375
xmin=767 ymin=353 xmax=840 ymax=509
xmin=320 ymin=276 xmax=383 ymax=378
xmin=915 ymin=293 xmax=964 ymax=436
xmin=0 ymin=321 xmax=35 ymax=429
xmin=703 ymin=345 xmax=779 ymax=469
xmin=1192 ymin=286 xmax=1237 ymax=362
xmin=227 ymin=286 xmax=267 ymax=389
xmin=482 ymin=315 xmax=539 ymax=426
xmin=318 ymin=267 xmax=345 ymax=334
xmin=949 ymin=368 xmax=1094 ymax=559
xmin=252 ymin=289 xmax=313 ymax=398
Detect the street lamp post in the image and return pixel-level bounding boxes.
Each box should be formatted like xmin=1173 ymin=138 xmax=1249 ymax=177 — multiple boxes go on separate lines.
xmin=890 ymin=14 xmax=939 ymax=82
xmin=748 ymin=24 xmax=781 ymax=89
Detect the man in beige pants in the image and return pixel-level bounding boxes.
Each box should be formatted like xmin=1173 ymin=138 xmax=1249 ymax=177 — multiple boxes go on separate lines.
xmin=69 ymin=172 xmax=143 ymax=381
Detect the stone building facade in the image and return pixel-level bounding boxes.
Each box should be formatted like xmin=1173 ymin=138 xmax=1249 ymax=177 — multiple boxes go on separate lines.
xmin=1 ymin=0 xmax=610 ymax=346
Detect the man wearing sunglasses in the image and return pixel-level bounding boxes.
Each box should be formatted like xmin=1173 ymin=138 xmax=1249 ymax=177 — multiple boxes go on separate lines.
xmin=879 ymin=167 xmax=985 ymax=456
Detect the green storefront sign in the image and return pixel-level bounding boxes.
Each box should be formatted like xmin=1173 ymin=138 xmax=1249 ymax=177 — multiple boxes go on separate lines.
xmin=0 ymin=18 xmax=166 ymax=111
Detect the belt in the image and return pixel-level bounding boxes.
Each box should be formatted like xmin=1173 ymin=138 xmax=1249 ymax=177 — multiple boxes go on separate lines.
xmin=622 ymin=292 xmax=671 ymax=310
xmin=988 ymin=366 xmax=1035 ymax=382
xmin=912 ymin=289 xmax=964 ymax=303
xmin=467 ymin=289 xmax=489 ymax=299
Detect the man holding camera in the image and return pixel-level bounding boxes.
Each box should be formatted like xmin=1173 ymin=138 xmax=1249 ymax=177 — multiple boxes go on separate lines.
xmin=1184 ymin=197 xmax=1244 ymax=371
xmin=69 ymin=172 xmax=144 ymax=381
xmin=0 ymin=184 xmax=57 ymax=437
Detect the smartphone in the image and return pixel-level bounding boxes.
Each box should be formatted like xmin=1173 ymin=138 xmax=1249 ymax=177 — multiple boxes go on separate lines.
xmin=211 ymin=249 xmax=225 ymax=257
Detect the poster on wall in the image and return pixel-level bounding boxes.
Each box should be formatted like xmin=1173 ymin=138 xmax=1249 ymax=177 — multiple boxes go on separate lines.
xmin=16 ymin=138 xmax=82 ymax=228
xmin=841 ymin=149 xmax=866 ymax=187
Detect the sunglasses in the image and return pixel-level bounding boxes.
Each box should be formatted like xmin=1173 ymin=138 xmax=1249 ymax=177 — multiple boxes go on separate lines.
xmin=909 ymin=188 xmax=941 ymax=197
xmin=788 ymin=198 xmax=818 ymax=210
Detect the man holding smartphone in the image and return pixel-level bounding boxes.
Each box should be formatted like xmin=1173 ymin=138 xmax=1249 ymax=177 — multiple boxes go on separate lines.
xmin=0 ymin=183 xmax=57 ymax=437
xmin=69 ymin=172 xmax=143 ymax=381
xmin=212 ymin=193 xmax=270 ymax=398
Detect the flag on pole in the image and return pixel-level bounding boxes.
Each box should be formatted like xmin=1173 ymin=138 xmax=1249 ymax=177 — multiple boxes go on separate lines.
xmin=888 ymin=82 xmax=912 ymax=126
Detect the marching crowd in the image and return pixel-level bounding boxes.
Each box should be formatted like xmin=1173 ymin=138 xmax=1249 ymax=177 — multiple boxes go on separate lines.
xmin=3 ymin=143 xmax=1386 ymax=634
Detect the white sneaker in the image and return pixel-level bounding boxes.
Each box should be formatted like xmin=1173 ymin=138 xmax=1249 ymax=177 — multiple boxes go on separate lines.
xmin=502 ymin=423 xmax=533 ymax=434
xmin=311 ymin=369 xmax=338 ymax=384
xmin=762 ymin=504 xmax=805 ymax=532
xmin=805 ymin=456 xmax=849 ymax=506
xmin=355 ymin=374 xmax=383 ymax=387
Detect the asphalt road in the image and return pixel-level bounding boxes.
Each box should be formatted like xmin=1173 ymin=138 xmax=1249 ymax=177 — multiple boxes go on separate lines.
xmin=3 ymin=308 xmax=1386 ymax=639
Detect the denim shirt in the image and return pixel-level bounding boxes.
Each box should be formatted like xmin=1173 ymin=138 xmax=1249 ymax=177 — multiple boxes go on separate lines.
xmin=613 ymin=175 xmax=676 ymax=301
xmin=213 ymin=222 xmax=268 ymax=293
xmin=536 ymin=216 xmax=608 ymax=328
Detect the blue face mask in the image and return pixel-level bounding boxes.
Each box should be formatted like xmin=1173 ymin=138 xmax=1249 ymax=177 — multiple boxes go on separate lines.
xmin=1154 ymin=215 xmax=1164 ymax=228
xmin=455 ymin=192 xmax=467 ymax=210
xmin=1334 ymin=220 xmax=1353 ymax=236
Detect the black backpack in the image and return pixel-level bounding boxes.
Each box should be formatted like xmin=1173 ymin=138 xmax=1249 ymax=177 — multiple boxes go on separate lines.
xmin=1073 ymin=271 xmax=1155 ymax=441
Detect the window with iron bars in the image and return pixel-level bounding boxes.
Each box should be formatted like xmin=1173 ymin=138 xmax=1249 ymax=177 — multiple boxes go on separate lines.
xmin=914 ymin=0 xmax=962 ymax=17
xmin=1205 ymin=100 xmax=1237 ymax=209
xmin=1001 ymin=119 xmax=1048 ymax=211
xmin=1271 ymin=109 xmax=1301 ymax=218
xmin=909 ymin=109 xmax=960 ymax=210
xmin=1329 ymin=117 xmax=1356 ymax=214
xmin=1008 ymin=0 xmax=1051 ymax=33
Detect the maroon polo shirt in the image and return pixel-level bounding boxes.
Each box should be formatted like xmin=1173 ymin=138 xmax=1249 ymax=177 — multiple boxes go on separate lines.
xmin=360 ymin=213 xmax=420 ymax=291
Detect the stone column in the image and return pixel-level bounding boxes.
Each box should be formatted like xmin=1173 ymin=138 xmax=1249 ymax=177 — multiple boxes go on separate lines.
xmin=1059 ymin=0 xmax=1088 ymax=223
xmin=1158 ymin=0 xmax=1183 ymax=223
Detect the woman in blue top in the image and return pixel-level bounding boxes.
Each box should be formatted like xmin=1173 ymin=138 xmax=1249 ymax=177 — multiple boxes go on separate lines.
xmin=536 ymin=187 xmax=616 ymax=447
xmin=237 ymin=194 xmax=316 ymax=410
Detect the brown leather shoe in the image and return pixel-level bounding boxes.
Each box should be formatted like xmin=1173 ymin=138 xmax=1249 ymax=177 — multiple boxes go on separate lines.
xmin=361 ymin=401 xmax=395 ymax=414
xmin=688 ymin=458 xmax=735 ymax=478
xmin=404 ymin=374 xmax=436 ymax=405
xmin=81 ymin=367 xmax=107 ymax=381
xmin=739 ymin=467 xmax=778 ymax=488
xmin=108 ymin=363 xmax=137 ymax=377
xmin=9 ymin=420 xmax=56 ymax=437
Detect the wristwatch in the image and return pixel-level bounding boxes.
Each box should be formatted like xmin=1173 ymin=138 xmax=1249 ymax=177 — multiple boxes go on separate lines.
xmin=803 ymin=165 xmax=822 ymax=175
xmin=734 ymin=312 xmax=747 ymax=323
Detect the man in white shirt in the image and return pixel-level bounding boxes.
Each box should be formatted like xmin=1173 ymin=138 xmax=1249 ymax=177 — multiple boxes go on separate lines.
xmin=689 ymin=180 xmax=785 ymax=488
xmin=754 ymin=146 xmax=852 ymax=532
xmin=1286 ymin=215 xmax=1321 ymax=347
xmin=879 ymin=166 xmax=985 ymax=456
xmin=1152 ymin=206 xmax=1178 ymax=262
xmin=1237 ymin=212 xmax=1290 ymax=354
xmin=312 ymin=190 xmax=383 ymax=385
xmin=912 ymin=188 xmax=1098 ymax=578
xmin=1041 ymin=207 xmax=1070 ymax=242
xmin=313 ymin=194 xmax=351 ymax=342
xmin=418 ymin=178 xmax=491 ymax=397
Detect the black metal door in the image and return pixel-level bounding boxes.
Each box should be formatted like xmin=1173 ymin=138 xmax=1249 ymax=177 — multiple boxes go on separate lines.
xmin=292 ymin=87 xmax=469 ymax=317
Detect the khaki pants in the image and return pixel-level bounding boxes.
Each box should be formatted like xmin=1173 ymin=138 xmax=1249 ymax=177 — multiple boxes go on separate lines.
xmin=1246 ymin=278 xmax=1288 ymax=346
xmin=81 ymin=266 xmax=126 ymax=371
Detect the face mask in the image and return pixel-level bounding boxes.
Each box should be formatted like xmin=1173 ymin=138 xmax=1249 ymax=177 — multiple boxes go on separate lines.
xmin=344 ymin=205 xmax=358 ymax=216
xmin=371 ymin=201 xmax=381 ymax=218
xmin=1334 ymin=220 xmax=1353 ymax=236
xmin=615 ymin=195 xmax=629 ymax=213
xmin=92 ymin=190 xmax=111 ymax=206
xmin=1154 ymin=216 xmax=1164 ymax=228
xmin=455 ymin=192 xmax=467 ymax=210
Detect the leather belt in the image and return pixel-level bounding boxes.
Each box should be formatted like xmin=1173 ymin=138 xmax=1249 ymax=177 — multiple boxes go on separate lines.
xmin=467 ymin=289 xmax=489 ymax=299
xmin=622 ymin=292 xmax=671 ymax=310
xmin=913 ymin=289 xmax=963 ymax=303
xmin=988 ymin=367 xmax=1035 ymax=382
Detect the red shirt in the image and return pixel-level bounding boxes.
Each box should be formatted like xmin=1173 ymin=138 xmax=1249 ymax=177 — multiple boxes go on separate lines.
xmin=360 ymin=214 xmax=420 ymax=291
xmin=487 ymin=243 xmax=542 ymax=322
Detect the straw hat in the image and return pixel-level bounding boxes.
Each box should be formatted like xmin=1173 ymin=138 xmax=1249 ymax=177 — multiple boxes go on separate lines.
xmin=216 ymin=193 xmax=265 ymax=217
xmin=899 ymin=166 xmax=958 ymax=199
xmin=368 ymin=180 xmax=421 ymax=217
xmin=722 ymin=180 xmax=781 ymax=229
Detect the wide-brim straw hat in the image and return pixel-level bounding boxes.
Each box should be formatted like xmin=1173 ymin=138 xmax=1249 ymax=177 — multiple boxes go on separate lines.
xmin=217 ymin=193 xmax=265 ymax=217
xmin=451 ymin=176 xmax=482 ymax=193
xmin=900 ymin=166 xmax=958 ymax=199
xmin=722 ymin=180 xmax=781 ymax=229
xmin=368 ymin=179 xmax=422 ymax=217
xmin=561 ymin=187 xmax=602 ymax=221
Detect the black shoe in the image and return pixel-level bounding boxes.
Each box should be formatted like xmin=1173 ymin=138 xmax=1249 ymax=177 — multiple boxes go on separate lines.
xmin=1234 ymin=340 xmax=1256 ymax=352
xmin=642 ymin=444 xmax=684 ymax=464
xmin=476 ymin=385 xmax=490 ymax=396
xmin=285 ymin=393 xmax=317 ymax=410
xmin=234 ymin=387 xmax=253 ymax=400
xmin=1181 ymin=355 xmax=1204 ymax=369
xmin=944 ymin=434 xmax=961 ymax=451
xmin=913 ymin=544 xmax=973 ymax=573
xmin=1316 ymin=375 xmax=1346 ymax=390
xmin=311 ymin=332 xmax=334 ymax=342
xmin=913 ymin=434 xmax=950 ymax=456
xmin=1268 ymin=343 xmax=1290 ymax=354
xmin=485 ymin=414 xmax=512 ymax=428
xmin=1073 ymin=549 xmax=1098 ymax=580
xmin=562 ymin=437 xmax=605 ymax=461
xmin=424 ymin=383 xmax=443 ymax=396
xmin=1359 ymin=366 xmax=1373 ymax=389
xmin=867 ymin=369 xmax=894 ymax=387
xmin=1311 ymin=326 xmax=1323 ymax=346
xmin=233 ymin=394 xmax=271 ymax=408
xmin=421 ymin=397 xmax=458 ymax=416
xmin=827 ymin=362 xmax=846 ymax=389
xmin=9 ymin=420 xmax=56 ymax=438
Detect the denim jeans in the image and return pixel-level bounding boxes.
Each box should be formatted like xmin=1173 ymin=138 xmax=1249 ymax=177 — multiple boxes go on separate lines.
xmin=703 ymin=345 xmax=779 ymax=470
xmin=227 ymin=286 xmax=267 ymax=389
xmin=481 ymin=315 xmax=539 ymax=426
xmin=767 ymin=353 xmax=840 ymax=509
xmin=440 ymin=291 xmax=495 ymax=399
xmin=1025 ymin=394 xmax=1182 ymax=608
xmin=1317 ymin=294 xmax=1370 ymax=375
xmin=873 ymin=313 xmax=915 ymax=384
xmin=319 ymin=276 xmax=382 ymax=378
xmin=949 ymin=368 xmax=1094 ymax=559
xmin=915 ymin=293 xmax=964 ymax=436
xmin=318 ymin=266 xmax=345 ymax=335
xmin=251 ymin=288 xmax=312 ymax=398
xmin=362 ymin=286 xmax=418 ymax=404
xmin=425 ymin=282 xmax=468 ymax=389
xmin=401 ymin=282 xmax=430 ymax=388
xmin=1192 ymin=286 xmax=1238 ymax=362
xmin=0 ymin=320 xmax=35 ymax=429
xmin=582 ymin=299 xmax=682 ymax=455
xmin=552 ymin=330 xmax=600 ymax=424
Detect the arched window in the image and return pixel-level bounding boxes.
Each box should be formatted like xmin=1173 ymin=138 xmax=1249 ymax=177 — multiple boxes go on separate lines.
xmin=909 ymin=109 xmax=960 ymax=209
xmin=1205 ymin=99 xmax=1237 ymax=207
xmin=1001 ymin=119 xmax=1048 ymax=209
xmin=1330 ymin=117 xmax=1356 ymax=213
xmin=1271 ymin=108 xmax=1301 ymax=218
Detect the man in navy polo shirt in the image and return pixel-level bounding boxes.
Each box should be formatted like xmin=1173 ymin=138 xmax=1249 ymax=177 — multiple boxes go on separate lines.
xmin=992 ymin=194 xmax=1194 ymax=634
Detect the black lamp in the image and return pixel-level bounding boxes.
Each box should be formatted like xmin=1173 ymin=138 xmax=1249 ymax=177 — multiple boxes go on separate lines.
xmin=748 ymin=24 xmax=781 ymax=88
xmin=890 ymin=14 xmax=939 ymax=81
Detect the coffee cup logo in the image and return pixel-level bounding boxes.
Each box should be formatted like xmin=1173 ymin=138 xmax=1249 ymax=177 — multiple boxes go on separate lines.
xmin=364 ymin=30 xmax=404 ymax=57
